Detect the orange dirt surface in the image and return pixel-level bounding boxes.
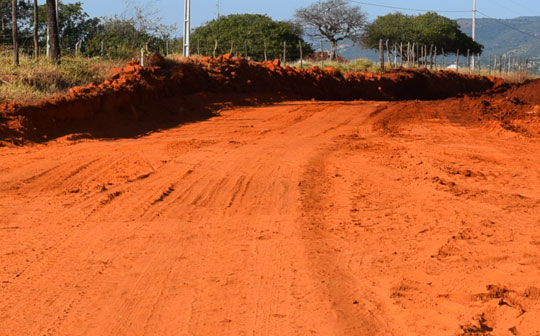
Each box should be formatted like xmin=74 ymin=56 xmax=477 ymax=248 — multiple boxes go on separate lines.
xmin=1 ymin=95 xmax=540 ymax=335
xmin=2 ymin=58 xmax=540 ymax=335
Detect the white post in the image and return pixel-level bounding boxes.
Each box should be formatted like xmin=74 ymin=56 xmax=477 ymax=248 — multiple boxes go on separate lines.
xmin=183 ymin=0 xmax=191 ymax=57
xmin=47 ymin=26 xmax=50 ymax=57
xmin=472 ymin=0 xmax=477 ymax=70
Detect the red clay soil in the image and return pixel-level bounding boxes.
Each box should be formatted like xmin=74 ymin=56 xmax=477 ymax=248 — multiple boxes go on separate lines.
xmin=1 ymin=99 xmax=540 ymax=335
xmin=373 ymin=78 xmax=540 ymax=137
xmin=0 ymin=55 xmax=506 ymax=144
xmin=2 ymin=57 xmax=540 ymax=335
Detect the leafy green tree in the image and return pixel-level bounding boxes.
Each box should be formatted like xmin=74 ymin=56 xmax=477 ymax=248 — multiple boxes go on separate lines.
xmin=36 ymin=1 xmax=101 ymax=54
xmin=0 ymin=0 xmax=33 ymax=46
xmin=85 ymin=15 xmax=174 ymax=58
xmin=363 ymin=12 xmax=483 ymax=56
xmin=191 ymin=14 xmax=313 ymax=61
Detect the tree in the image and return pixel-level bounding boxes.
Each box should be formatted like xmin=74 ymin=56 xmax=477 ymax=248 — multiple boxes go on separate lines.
xmin=191 ymin=14 xmax=313 ymax=61
xmin=11 ymin=0 xmax=18 ymax=65
xmin=295 ymin=0 xmax=367 ymax=60
xmin=33 ymin=0 xmax=39 ymax=60
xmin=362 ymin=12 xmax=483 ymax=56
xmin=84 ymin=3 xmax=175 ymax=58
xmin=35 ymin=1 xmax=101 ymax=55
xmin=46 ymin=0 xmax=61 ymax=63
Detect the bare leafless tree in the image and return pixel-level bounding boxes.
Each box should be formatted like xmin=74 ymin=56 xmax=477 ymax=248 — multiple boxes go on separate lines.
xmin=46 ymin=0 xmax=61 ymax=63
xmin=12 ymin=0 xmax=19 ymax=65
xmin=295 ymin=0 xmax=367 ymax=60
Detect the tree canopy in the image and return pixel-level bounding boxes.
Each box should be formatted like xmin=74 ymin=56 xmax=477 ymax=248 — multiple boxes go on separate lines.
xmin=362 ymin=12 xmax=483 ymax=55
xmin=0 ymin=1 xmax=175 ymax=58
xmin=191 ymin=14 xmax=313 ymax=61
xmin=295 ymin=0 xmax=367 ymax=60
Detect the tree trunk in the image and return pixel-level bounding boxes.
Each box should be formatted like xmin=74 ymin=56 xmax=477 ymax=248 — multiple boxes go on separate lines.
xmin=331 ymin=40 xmax=338 ymax=61
xmin=12 ymin=0 xmax=19 ymax=66
xmin=46 ymin=0 xmax=60 ymax=63
xmin=33 ymin=0 xmax=39 ymax=61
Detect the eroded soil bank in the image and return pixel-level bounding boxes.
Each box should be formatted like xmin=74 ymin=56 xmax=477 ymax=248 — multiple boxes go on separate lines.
xmin=0 ymin=55 xmax=509 ymax=144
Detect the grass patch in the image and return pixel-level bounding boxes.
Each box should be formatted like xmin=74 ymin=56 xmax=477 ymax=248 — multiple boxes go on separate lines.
xmin=287 ymin=58 xmax=379 ymax=72
xmin=0 ymin=47 xmax=124 ymax=104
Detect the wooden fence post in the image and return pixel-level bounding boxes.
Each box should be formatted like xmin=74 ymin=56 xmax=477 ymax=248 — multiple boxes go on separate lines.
xmin=407 ymin=42 xmax=411 ymax=68
xmin=416 ymin=43 xmax=424 ymax=68
xmin=379 ymin=39 xmax=384 ymax=71
xmin=320 ymin=41 xmax=324 ymax=68
xmin=433 ymin=46 xmax=437 ymax=70
xmin=386 ymin=40 xmax=391 ymax=68
xmin=467 ymin=49 xmax=471 ymax=73
xmin=424 ymin=45 xmax=427 ymax=68
xmin=442 ymin=49 xmax=445 ymax=68
xmin=428 ymin=44 xmax=432 ymax=69
xmin=456 ymin=50 xmax=460 ymax=72
xmin=400 ymin=42 xmax=403 ymax=67
xmin=393 ymin=43 xmax=397 ymax=67
xmin=299 ymin=40 xmax=303 ymax=69
xmin=283 ymin=41 xmax=286 ymax=64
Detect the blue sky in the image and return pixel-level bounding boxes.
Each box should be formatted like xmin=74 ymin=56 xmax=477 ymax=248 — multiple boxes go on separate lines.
xmin=56 ymin=0 xmax=540 ymax=35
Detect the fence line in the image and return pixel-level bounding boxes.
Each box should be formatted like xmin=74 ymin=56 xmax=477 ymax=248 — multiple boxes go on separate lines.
xmin=375 ymin=39 xmax=537 ymax=77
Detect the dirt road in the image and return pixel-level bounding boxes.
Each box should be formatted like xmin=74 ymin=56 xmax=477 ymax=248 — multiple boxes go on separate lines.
xmin=1 ymin=100 xmax=540 ymax=335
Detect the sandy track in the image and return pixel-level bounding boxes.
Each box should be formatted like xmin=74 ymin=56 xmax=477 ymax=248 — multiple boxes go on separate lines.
xmin=1 ymin=101 xmax=539 ymax=335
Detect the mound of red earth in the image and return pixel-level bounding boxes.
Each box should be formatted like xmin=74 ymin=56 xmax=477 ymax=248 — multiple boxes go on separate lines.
xmin=0 ymin=54 xmax=514 ymax=144
xmin=372 ymin=77 xmax=540 ymax=137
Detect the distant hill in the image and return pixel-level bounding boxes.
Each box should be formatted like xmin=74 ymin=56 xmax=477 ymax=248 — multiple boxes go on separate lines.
xmin=458 ymin=16 xmax=540 ymax=59
xmin=325 ymin=16 xmax=540 ymax=67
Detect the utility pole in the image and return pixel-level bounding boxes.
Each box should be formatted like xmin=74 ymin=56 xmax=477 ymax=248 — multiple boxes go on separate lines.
xmin=183 ymin=0 xmax=191 ymax=57
xmin=217 ymin=0 xmax=221 ymax=19
xmin=472 ymin=0 xmax=477 ymax=70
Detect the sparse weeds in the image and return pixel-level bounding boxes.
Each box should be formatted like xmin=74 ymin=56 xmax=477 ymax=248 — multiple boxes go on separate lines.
xmin=288 ymin=58 xmax=379 ymax=72
xmin=0 ymin=47 xmax=124 ymax=104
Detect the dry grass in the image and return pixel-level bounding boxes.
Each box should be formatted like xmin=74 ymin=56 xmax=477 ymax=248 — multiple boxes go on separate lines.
xmin=287 ymin=58 xmax=379 ymax=72
xmin=0 ymin=47 xmax=124 ymax=104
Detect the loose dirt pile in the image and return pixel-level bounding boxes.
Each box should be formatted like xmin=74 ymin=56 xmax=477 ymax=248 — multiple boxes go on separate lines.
xmin=372 ymin=78 xmax=540 ymax=136
xmin=0 ymin=55 xmax=508 ymax=144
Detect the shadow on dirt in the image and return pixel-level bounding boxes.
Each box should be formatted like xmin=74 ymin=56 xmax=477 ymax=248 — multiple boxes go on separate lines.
xmin=0 ymin=56 xmax=517 ymax=145
xmin=3 ymin=92 xmax=290 ymax=144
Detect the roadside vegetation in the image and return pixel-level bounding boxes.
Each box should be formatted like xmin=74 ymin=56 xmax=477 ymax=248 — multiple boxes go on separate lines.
xmin=0 ymin=47 xmax=123 ymax=103
xmin=288 ymin=58 xmax=378 ymax=72
xmin=1 ymin=0 xmax=532 ymax=105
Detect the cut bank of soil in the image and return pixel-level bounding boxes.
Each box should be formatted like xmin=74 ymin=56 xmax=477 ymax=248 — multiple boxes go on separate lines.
xmin=0 ymin=55 xmax=506 ymax=144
